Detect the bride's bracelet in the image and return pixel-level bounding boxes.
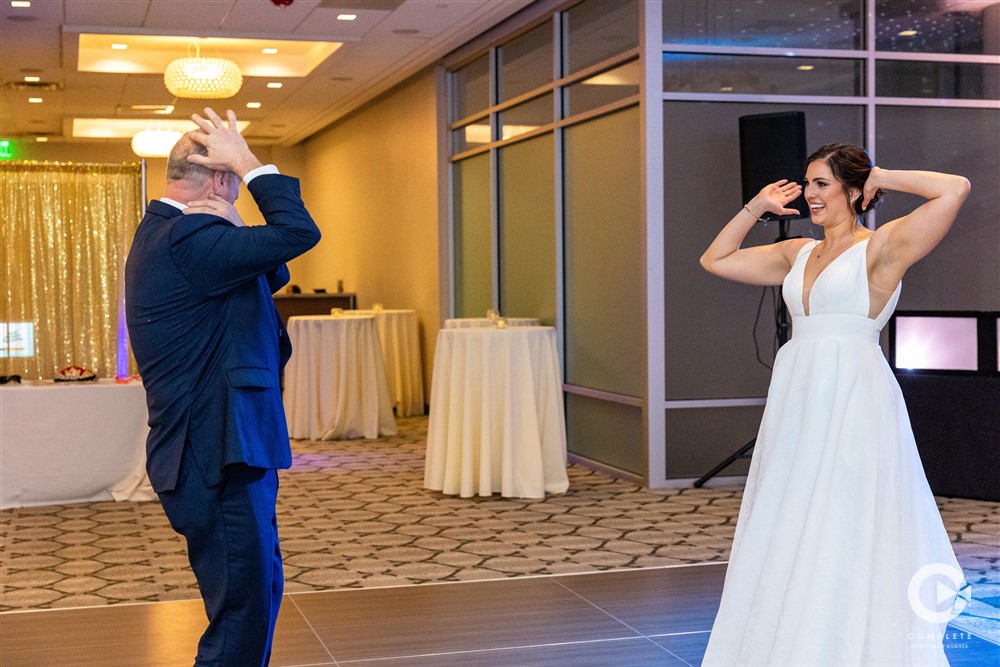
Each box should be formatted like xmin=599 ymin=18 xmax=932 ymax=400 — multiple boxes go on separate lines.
xmin=743 ymin=204 xmax=754 ymax=216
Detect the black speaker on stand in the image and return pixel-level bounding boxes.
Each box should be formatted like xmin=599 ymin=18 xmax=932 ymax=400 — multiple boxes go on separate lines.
xmin=694 ymin=112 xmax=808 ymax=488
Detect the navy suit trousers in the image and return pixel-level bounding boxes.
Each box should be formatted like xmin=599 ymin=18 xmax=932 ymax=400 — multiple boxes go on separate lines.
xmin=159 ymin=450 xmax=283 ymax=667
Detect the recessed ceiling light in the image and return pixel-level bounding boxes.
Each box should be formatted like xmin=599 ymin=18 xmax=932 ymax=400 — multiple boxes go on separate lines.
xmin=24 ymin=76 xmax=40 ymax=82
xmin=337 ymin=14 xmax=357 ymax=21
xmin=28 ymin=97 xmax=43 ymax=103
xmin=36 ymin=136 xmax=48 ymax=142
xmin=797 ymin=65 xmax=815 ymax=71
xmin=11 ymin=1 xmax=32 ymax=8
xmin=266 ymin=82 xmax=283 ymax=89
xmin=898 ymin=30 xmax=918 ymax=37
xmin=130 ymin=104 xmax=176 ymax=115
xmin=111 ymin=43 xmax=128 ymax=50
xmin=720 ymin=86 xmax=734 ymax=92
xmin=262 ymin=48 xmax=278 ymax=55
xmin=247 ymin=102 xmax=262 ymax=109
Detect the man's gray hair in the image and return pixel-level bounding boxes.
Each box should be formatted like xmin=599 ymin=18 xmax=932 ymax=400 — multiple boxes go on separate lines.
xmin=166 ymin=132 xmax=214 ymax=184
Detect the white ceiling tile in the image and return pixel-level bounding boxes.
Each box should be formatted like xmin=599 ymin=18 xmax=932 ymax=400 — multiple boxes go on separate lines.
xmin=0 ymin=1 xmax=64 ymax=82
xmin=64 ymin=1 xmax=151 ymax=28
xmin=0 ymin=0 xmax=63 ymax=23
xmin=221 ymin=0 xmax=320 ymax=33
xmin=143 ymin=0 xmax=237 ymax=32
xmin=373 ymin=0 xmax=491 ymax=39
xmin=292 ymin=6 xmax=388 ymax=39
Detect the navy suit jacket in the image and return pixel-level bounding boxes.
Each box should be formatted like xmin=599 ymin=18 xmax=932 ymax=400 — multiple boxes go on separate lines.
xmin=125 ymin=174 xmax=321 ymax=492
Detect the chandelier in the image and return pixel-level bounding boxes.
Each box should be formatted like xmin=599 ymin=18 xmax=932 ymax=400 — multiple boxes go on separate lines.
xmin=164 ymin=44 xmax=242 ymax=99
xmin=131 ymin=125 xmax=182 ymax=158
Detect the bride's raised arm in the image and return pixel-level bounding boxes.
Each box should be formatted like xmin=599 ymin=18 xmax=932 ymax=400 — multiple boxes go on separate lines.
xmin=867 ymin=168 xmax=970 ymax=281
xmin=700 ymin=179 xmax=809 ymax=286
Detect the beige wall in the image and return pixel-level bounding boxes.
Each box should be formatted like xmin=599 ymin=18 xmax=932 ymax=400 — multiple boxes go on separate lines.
xmin=295 ymin=69 xmax=440 ymax=397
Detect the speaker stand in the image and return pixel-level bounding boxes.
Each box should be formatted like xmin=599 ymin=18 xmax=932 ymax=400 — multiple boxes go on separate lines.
xmin=693 ymin=220 xmax=798 ymax=488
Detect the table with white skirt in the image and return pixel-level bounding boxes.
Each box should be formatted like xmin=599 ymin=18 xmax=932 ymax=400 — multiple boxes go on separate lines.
xmin=0 ymin=379 xmax=154 ymax=509
xmin=444 ymin=317 xmax=540 ymax=329
xmin=283 ymin=315 xmax=397 ymax=440
xmin=343 ymin=309 xmax=424 ymax=417
xmin=424 ymin=326 xmax=569 ymax=499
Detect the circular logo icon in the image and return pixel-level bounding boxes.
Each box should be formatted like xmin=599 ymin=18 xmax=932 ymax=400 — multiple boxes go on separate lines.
xmin=907 ymin=563 xmax=971 ymax=624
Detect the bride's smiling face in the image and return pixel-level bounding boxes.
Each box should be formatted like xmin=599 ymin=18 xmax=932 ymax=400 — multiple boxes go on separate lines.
xmin=804 ymin=160 xmax=857 ymax=226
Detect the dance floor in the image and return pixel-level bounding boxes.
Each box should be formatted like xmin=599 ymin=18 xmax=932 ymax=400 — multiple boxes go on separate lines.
xmin=2 ymin=564 xmax=997 ymax=666
xmin=1 ymin=417 xmax=997 ymax=665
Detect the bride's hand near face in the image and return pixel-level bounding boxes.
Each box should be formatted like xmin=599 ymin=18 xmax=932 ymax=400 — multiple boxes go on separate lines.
xmin=748 ymin=179 xmax=803 ymax=218
xmin=700 ymin=178 xmax=809 ymax=286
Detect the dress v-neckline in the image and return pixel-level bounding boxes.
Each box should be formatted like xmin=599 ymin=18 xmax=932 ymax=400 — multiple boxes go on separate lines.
xmin=801 ymin=238 xmax=870 ymax=317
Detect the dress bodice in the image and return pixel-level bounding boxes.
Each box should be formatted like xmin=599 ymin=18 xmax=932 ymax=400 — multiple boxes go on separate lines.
xmin=782 ymin=238 xmax=901 ymax=332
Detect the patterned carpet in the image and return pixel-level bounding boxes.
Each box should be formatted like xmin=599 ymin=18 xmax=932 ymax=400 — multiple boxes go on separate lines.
xmin=2 ymin=416 xmax=998 ymax=641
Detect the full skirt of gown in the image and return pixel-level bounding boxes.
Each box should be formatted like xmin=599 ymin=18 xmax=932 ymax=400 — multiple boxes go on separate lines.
xmin=701 ymin=240 xmax=966 ymax=666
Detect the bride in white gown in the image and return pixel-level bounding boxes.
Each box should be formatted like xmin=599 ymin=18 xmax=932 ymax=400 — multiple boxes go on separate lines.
xmin=698 ymin=144 xmax=971 ymax=666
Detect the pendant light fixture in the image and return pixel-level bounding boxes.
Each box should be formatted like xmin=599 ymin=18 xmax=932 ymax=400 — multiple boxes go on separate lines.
xmin=164 ymin=43 xmax=243 ymax=99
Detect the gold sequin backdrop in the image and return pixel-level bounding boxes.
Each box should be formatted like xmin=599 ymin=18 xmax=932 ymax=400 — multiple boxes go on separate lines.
xmin=1 ymin=161 xmax=143 ymax=379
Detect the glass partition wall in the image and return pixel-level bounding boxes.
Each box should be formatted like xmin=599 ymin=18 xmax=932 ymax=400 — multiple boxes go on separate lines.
xmin=446 ymin=0 xmax=645 ymax=477
xmin=444 ymin=0 xmax=999 ymax=486
xmin=660 ymin=0 xmax=999 ymax=484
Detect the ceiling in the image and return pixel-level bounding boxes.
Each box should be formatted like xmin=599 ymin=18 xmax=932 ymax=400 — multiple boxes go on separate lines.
xmin=0 ymin=0 xmax=532 ymax=148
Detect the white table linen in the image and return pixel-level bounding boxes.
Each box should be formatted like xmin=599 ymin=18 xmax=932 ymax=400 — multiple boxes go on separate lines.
xmin=424 ymin=326 xmax=569 ymax=499
xmin=284 ymin=315 xmax=397 ymax=440
xmin=344 ymin=309 xmax=424 ymax=416
xmin=444 ymin=317 xmax=540 ymax=329
xmin=0 ymin=380 xmax=154 ymax=509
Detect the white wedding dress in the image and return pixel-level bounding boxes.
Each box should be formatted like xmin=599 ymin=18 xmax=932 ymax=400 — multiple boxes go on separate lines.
xmin=702 ymin=239 xmax=966 ymax=666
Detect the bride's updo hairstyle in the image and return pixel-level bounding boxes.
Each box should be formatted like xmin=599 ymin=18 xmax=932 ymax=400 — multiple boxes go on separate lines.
xmin=807 ymin=143 xmax=883 ymax=216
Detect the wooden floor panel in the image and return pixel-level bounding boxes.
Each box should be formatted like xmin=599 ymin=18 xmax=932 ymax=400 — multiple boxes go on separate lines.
xmin=552 ymin=563 xmax=725 ymax=636
xmin=648 ymin=631 xmax=713 ymax=665
xmin=0 ymin=601 xmax=206 ymax=667
xmin=288 ymin=576 xmax=639 ymax=662
xmin=341 ymin=637 xmax=688 ymax=666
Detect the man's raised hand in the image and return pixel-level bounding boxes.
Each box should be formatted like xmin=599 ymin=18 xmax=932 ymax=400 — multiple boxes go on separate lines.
xmin=186 ymin=108 xmax=262 ymax=178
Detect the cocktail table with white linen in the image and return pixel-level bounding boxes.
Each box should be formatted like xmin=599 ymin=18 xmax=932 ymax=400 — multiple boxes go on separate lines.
xmin=424 ymin=325 xmax=569 ymax=499
xmin=345 ymin=309 xmax=424 ymax=417
xmin=283 ymin=315 xmax=397 ymax=440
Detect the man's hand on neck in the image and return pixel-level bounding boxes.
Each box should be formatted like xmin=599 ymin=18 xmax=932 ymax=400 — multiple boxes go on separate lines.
xmin=184 ymin=194 xmax=246 ymax=227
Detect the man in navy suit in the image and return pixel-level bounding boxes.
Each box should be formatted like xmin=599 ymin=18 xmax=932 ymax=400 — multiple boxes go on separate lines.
xmin=126 ymin=108 xmax=320 ymax=666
